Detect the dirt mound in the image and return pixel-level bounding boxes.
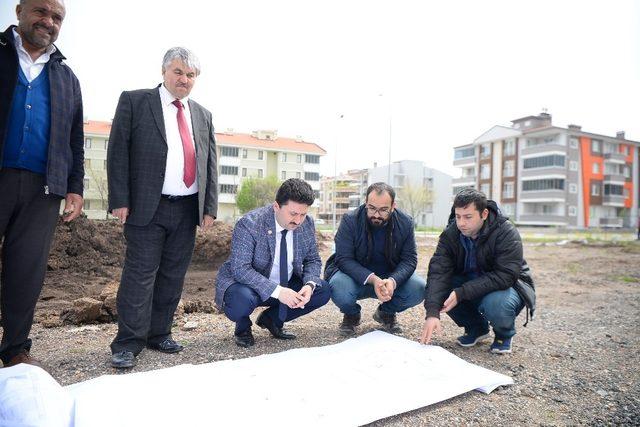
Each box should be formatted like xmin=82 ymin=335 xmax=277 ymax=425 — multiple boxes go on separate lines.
xmin=47 ymin=216 xmax=125 ymax=276
xmin=191 ymin=221 xmax=234 ymax=268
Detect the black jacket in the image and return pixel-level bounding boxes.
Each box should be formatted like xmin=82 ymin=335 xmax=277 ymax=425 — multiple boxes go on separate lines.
xmin=0 ymin=26 xmax=84 ymax=197
xmin=425 ymin=200 xmax=536 ymax=321
xmin=324 ymin=205 xmax=417 ymax=286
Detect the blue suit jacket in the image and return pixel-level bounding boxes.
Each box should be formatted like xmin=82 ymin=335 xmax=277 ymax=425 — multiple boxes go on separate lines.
xmin=215 ymin=205 xmax=323 ymax=309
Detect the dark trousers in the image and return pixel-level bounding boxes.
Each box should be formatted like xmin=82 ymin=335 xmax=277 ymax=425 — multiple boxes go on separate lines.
xmin=0 ymin=168 xmax=61 ymax=364
xmin=446 ymin=275 xmax=525 ymax=340
xmin=111 ymin=195 xmax=198 ymax=355
xmin=223 ymin=276 xmax=331 ymax=335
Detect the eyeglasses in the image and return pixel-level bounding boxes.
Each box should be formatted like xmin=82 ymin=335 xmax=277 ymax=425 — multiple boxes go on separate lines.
xmin=366 ymin=205 xmax=391 ymax=217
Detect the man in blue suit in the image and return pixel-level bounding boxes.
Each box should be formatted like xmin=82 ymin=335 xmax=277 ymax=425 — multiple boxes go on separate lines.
xmin=215 ymin=178 xmax=331 ymax=348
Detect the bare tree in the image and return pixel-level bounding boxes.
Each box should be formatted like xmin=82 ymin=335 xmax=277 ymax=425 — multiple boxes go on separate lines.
xmin=397 ymin=181 xmax=433 ymax=228
xmin=86 ymin=161 xmax=110 ymax=220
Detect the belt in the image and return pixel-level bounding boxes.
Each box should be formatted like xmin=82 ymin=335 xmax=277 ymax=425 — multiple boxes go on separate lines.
xmin=160 ymin=193 xmax=197 ymax=201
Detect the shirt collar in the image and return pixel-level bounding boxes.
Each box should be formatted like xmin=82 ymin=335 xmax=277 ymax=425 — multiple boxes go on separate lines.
xmin=274 ymin=213 xmax=287 ymax=235
xmin=12 ymin=28 xmax=56 ymax=62
xmin=159 ymin=83 xmax=190 ymax=107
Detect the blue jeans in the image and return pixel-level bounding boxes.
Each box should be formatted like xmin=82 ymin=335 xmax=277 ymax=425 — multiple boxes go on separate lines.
xmin=223 ymin=276 xmax=331 ymax=334
xmin=446 ymin=275 xmax=524 ymax=339
xmin=330 ymin=270 xmax=425 ymax=315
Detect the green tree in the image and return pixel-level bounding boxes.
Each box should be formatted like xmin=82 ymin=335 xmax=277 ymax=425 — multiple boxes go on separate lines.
xmin=236 ymin=176 xmax=281 ymax=213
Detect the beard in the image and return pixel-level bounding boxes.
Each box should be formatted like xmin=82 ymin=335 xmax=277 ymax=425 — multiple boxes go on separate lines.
xmin=367 ymin=216 xmax=388 ymax=229
xmin=21 ymin=23 xmax=57 ymax=49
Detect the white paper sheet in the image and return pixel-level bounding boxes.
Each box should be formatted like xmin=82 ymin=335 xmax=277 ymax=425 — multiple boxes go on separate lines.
xmin=0 ymin=332 xmax=512 ymax=426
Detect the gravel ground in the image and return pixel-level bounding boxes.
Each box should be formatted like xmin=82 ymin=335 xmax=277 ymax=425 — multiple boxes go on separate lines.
xmin=15 ymin=239 xmax=640 ymax=426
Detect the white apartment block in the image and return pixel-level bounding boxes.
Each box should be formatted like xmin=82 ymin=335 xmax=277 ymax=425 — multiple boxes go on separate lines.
xmin=81 ymin=123 xmax=326 ymax=221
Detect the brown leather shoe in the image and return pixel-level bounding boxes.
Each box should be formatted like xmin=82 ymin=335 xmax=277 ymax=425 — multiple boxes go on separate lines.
xmin=3 ymin=351 xmax=43 ymax=369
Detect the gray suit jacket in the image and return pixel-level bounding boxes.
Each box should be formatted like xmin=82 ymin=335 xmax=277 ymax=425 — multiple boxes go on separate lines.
xmin=215 ymin=205 xmax=323 ymax=309
xmin=107 ymin=86 xmax=218 ymax=226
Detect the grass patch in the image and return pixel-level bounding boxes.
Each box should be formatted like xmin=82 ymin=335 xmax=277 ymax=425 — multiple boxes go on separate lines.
xmin=615 ymin=275 xmax=640 ymax=283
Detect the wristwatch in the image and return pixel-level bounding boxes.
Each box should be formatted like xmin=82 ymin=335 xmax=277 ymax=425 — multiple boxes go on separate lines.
xmin=304 ymin=281 xmax=317 ymax=292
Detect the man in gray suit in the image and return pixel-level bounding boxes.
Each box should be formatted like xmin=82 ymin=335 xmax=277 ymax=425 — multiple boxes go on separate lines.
xmin=107 ymin=47 xmax=218 ymax=368
xmin=215 ymin=179 xmax=331 ymax=348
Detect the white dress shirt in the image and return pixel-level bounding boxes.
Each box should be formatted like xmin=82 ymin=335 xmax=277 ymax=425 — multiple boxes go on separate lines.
xmin=159 ymin=84 xmax=198 ymax=196
xmin=269 ymin=215 xmax=294 ymax=299
xmin=13 ymin=28 xmax=56 ymax=82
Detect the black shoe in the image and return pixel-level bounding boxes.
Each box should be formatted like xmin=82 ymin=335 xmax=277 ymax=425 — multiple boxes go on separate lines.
xmin=373 ymin=306 xmax=402 ymax=334
xmin=234 ymin=329 xmax=255 ymax=348
xmin=147 ymin=338 xmax=184 ymax=354
xmin=111 ymin=350 xmax=136 ymax=369
xmin=256 ymin=311 xmax=296 ymax=340
xmin=339 ymin=313 xmax=361 ymax=337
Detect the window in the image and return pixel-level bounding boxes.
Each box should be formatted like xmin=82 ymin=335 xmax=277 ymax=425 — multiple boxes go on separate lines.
xmin=282 ymin=153 xmax=288 ymax=162
xmin=525 ymin=136 xmax=562 ymax=148
xmin=623 ymin=166 xmax=631 ymax=178
xmin=84 ymin=138 xmax=92 ymax=149
xmin=242 ymin=149 xmax=248 ymax=159
xmin=503 ymin=160 xmax=515 ymax=177
xmin=591 ymin=184 xmax=600 ymax=196
xmin=603 ymin=142 xmax=616 ymax=154
xmin=296 ymin=172 xmax=301 ymax=179
xmin=622 ymin=145 xmax=629 ymax=156
xmin=305 ymin=154 xmax=320 ymax=164
xmin=242 ymin=168 xmax=247 ymax=177
xmin=83 ymin=178 xmax=90 ymax=189
xmin=480 ymin=183 xmax=490 ymax=196
xmin=258 ymin=151 xmax=264 ymax=160
xmin=523 ymin=155 xmax=565 ymax=169
xmin=592 ymin=163 xmax=600 ymax=174
xmin=282 ymin=171 xmax=286 ymax=180
xmin=220 ymin=146 xmax=239 ymax=157
xmin=454 ymin=147 xmax=475 ymax=159
xmin=503 ymin=139 xmax=516 ymax=157
xmin=103 ymin=160 xmax=107 ymax=170
xmin=522 ymin=179 xmax=565 ymax=191
xmin=502 ymin=204 xmax=513 ymax=215
xmin=604 ymin=184 xmax=624 ymax=196
xmin=258 ymin=169 xmax=263 ymax=178
xmin=570 ymin=161 xmax=578 ymax=171
xmin=591 ymin=140 xmax=601 ymax=153
xmin=502 ymin=182 xmax=514 ymax=199
xmin=84 ymin=199 xmax=91 ymax=210
xmin=220 ymin=165 xmax=238 ymax=175
xmin=219 ymin=184 xmax=238 ymax=194
xmin=481 ymin=144 xmax=491 ymax=159
xmin=305 ymin=172 xmax=320 ymax=181
xmin=568 ymin=206 xmax=577 ymax=216
xmin=297 ymin=154 xmax=302 ymax=163
xmin=569 ymin=183 xmax=578 ymax=193
xmin=480 ymin=164 xmax=490 ymax=179
xmin=569 ymin=138 xmax=579 ymax=148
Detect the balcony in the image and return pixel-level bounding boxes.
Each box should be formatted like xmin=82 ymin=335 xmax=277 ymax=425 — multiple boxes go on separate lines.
xmin=599 ymin=217 xmax=624 ymax=228
xmin=602 ymin=195 xmax=625 ymax=206
xmin=521 ymin=144 xmax=566 ymax=157
xmin=519 ymin=190 xmax=566 ymax=202
xmin=517 ymin=214 xmax=567 ymax=226
xmin=453 ymin=155 xmax=476 ymax=167
xmin=603 ymin=174 xmax=626 ymax=183
xmin=452 ymin=175 xmax=476 ymax=186
xmin=604 ymin=152 xmax=626 ymax=164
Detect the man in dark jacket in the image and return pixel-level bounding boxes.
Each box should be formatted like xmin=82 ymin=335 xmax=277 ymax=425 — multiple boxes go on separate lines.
xmin=325 ymin=182 xmax=425 ymax=336
xmin=0 ymin=0 xmax=84 ymax=368
xmin=420 ymin=188 xmax=535 ymax=354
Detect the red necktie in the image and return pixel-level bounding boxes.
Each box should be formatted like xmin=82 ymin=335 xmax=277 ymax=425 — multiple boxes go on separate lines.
xmin=172 ymin=100 xmax=196 ymax=188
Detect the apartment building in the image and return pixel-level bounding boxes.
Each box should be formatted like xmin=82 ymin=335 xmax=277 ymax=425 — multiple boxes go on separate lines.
xmin=369 ymin=160 xmax=452 ymax=228
xmin=216 ymin=129 xmax=326 ymax=220
xmin=452 ymin=112 xmax=640 ymax=228
xmin=81 ymin=123 xmax=326 ymax=221
xmin=83 ymin=120 xmax=111 ymax=219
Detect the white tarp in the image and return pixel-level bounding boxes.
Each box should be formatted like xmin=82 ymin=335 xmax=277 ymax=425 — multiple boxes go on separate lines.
xmin=0 ymin=331 xmax=512 ymax=426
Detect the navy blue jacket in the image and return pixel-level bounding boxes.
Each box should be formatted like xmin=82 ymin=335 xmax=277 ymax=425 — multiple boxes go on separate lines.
xmin=0 ymin=26 xmax=84 ymax=197
xmin=324 ymin=205 xmax=418 ymax=286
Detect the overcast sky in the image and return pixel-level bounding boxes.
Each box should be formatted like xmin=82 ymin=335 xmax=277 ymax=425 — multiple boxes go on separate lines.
xmin=2 ymin=0 xmax=639 ymax=177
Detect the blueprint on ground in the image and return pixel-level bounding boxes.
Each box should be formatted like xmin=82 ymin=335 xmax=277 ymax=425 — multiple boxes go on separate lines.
xmin=0 ymin=331 xmax=512 ymax=426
